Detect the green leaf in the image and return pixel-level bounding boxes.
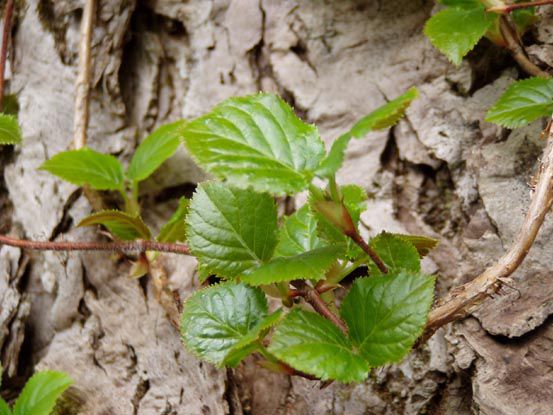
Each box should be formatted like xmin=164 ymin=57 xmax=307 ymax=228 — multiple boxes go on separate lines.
xmin=223 ymin=309 xmax=283 ymax=367
xmin=0 ymin=399 xmax=10 ymax=415
xmin=485 ymin=78 xmax=553 ymax=128
xmin=340 ymin=272 xmax=435 ymax=366
xmin=157 ymin=197 xmax=189 ymax=243
xmin=367 ymin=233 xmax=420 ymax=276
xmin=127 ymin=120 xmax=185 ymax=182
xmin=186 ymin=182 xmax=278 ymax=279
xmin=180 ymin=283 xmax=268 ymax=366
xmin=424 ymin=5 xmax=494 ymax=65
xmin=181 ymin=93 xmax=325 ymax=195
xmin=316 ymin=88 xmax=418 ymax=178
xmin=390 ymin=234 xmax=439 ymax=257
xmin=438 ymin=0 xmax=482 ymax=8
xmin=268 ymin=309 xmax=370 ymax=382
xmin=275 ymin=205 xmax=325 ymax=257
xmin=0 ymin=114 xmax=21 ymax=145
xmin=12 ymin=371 xmax=72 ymax=415
xmin=241 ymin=245 xmax=345 ymax=286
xmin=40 ymin=148 xmax=124 ymax=191
xmin=77 ymin=210 xmax=151 ymax=241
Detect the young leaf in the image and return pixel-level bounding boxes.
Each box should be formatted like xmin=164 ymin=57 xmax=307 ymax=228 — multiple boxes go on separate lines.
xmin=275 ymin=205 xmax=325 ymax=257
xmin=241 ymin=245 xmax=345 ymax=286
xmin=424 ymin=4 xmax=494 ymax=65
xmin=77 ymin=210 xmax=152 ymax=241
xmin=126 ymin=120 xmax=185 ymax=182
xmin=316 ymin=88 xmax=418 ymax=178
xmin=12 ymin=371 xmax=73 ymax=415
xmin=223 ymin=309 xmax=283 ymax=367
xmin=0 ymin=399 xmax=10 ymax=415
xmin=181 ymin=93 xmax=325 ymax=195
xmin=268 ymin=309 xmax=370 ymax=382
xmin=485 ymin=77 xmax=553 ymax=128
xmin=186 ymin=182 xmax=278 ymax=279
xmin=40 ymin=148 xmax=124 ymax=191
xmin=180 ymin=283 xmax=269 ymax=366
xmin=340 ymin=272 xmax=435 ymax=366
xmin=157 ymin=197 xmax=189 ymax=243
xmin=367 ymin=233 xmax=420 ymax=275
xmin=0 ymin=114 xmax=21 ymax=145
xmin=390 ymin=234 xmax=439 ymax=257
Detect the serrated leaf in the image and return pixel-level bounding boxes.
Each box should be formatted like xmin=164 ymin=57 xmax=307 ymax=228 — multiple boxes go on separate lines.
xmin=341 ymin=272 xmax=435 ymax=366
xmin=12 ymin=371 xmax=72 ymax=415
xmin=275 ymin=205 xmax=325 ymax=257
xmin=438 ymin=0 xmax=482 ymax=8
xmin=180 ymin=283 xmax=268 ymax=366
xmin=316 ymin=89 xmax=418 ymax=178
xmin=78 ymin=210 xmax=151 ymax=241
xmin=241 ymin=245 xmax=344 ymax=286
xmin=127 ymin=120 xmax=185 ymax=182
xmin=186 ymin=182 xmax=278 ymax=279
xmin=424 ymin=6 xmax=494 ymax=65
xmin=390 ymin=234 xmax=439 ymax=257
xmin=0 ymin=399 xmax=9 ymax=415
xmin=40 ymin=148 xmax=124 ymax=191
xmin=485 ymin=78 xmax=553 ymax=128
xmin=181 ymin=93 xmax=325 ymax=195
xmin=157 ymin=197 xmax=189 ymax=243
xmin=367 ymin=233 xmax=420 ymax=276
xmin=0 ymin=114 xmax=21 ymax=145
xmin=223 ymin=309 xmax=283 ymax=367
xmin=268 ymin=309 xmax=369 ymax=382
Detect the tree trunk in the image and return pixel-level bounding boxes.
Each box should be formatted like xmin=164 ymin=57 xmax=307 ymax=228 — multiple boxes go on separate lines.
xmin=1 ymin=0 xmax=553 ymax=414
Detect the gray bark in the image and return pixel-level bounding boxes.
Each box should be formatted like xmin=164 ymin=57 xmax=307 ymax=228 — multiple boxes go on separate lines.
xmin=1 ymin=0 xmax=553 ymax=414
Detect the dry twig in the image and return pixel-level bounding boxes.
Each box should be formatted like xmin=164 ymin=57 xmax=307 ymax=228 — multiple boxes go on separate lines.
xmin=0 ymin=0 xmax=14 ymax=111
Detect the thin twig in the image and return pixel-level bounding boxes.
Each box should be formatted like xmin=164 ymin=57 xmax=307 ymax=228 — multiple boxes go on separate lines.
xmin=73 ymin=0 xmax=96 ymax=149
xmin=0 ymin=0 xmax=14 ymax=111
xmin=419 ymin=118 xmax=553 ymax=343
xmin=291 ymin=280 xmax=349 ymax=335
xmin=0 ymin=234 xmax=190 ymax=255
xmin=488 ymin=0 xmax=553 ymax=13
xmin=499 ymin=16 xmax=551 ymax=78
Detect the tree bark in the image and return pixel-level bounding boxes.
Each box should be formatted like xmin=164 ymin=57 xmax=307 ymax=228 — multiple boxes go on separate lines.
xmin=2 ymin=1 xmax=553 ymax=414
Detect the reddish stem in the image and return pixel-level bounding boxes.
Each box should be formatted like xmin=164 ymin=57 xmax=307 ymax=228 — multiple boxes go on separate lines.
xmin=488 ymin=0 xmax=553 ymax=13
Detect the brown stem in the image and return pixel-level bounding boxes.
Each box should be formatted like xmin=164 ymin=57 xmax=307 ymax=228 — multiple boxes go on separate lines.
xmin=0 ymin=0 xmax=14 ymax=111
xmin=347 ymin=231 xmax=388 ymax=274
xmin=488 ymin=0 xmax=553 ymax=13
xmin=419 ymin=118 xmax=553 ymax=343
xmin=73 ymin=0 xmax=96 ymax=149
xmin=292 ymin=281 xmax=349 ymax=335
xmin=0 ymin=234 xmax=190 ymax=255
xmin=499 ymin=16 xmax=551 ymax=78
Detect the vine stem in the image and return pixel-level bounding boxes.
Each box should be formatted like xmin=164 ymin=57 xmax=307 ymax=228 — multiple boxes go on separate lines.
xmin=499 ymin=16 xmax=551 ymax=78
xmin=420 ymin=118 xmax=553 ymax=343
xmin=0 ymin=0 xmax=14 ymax=111
xmin=488 ymin=0 xmax=553 ymax=13
xmin=0 ymin=234 xmax=190 ymax=255
xmin=73 ymin=0 xmax=96 ymax=149
xmin=346 ymin=230 xmax=388 ymax=274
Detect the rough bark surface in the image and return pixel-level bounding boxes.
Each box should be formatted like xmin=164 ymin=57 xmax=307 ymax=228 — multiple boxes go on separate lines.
xmin=1 ymin=0 xmax=553 ymax=414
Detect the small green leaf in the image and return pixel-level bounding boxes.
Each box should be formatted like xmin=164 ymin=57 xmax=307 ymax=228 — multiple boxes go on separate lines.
xmin=424 ymin=5 xmax=494 ymax=65
xmin=275 ymin=205 xmax=325 ymax=257
xmin=12 ymin=371 xmax=72 ymax=415
xmin=268 ymin=309 xmax=370 ymax=382
xmin=181 ymin=93 xmax=325 ymax=195
xmin=316 ymin=89 xmax=418 ymax=178
xmin=340 ymin=272 xmax=435 ymax=366
xmin=367 ymin=233 xmax=420 ymax=276
xmin=0 ymin=114 xmax=21 ymax=145
xmin=77 ymin=210 xmax=151 ymax=241
xmin=223 ymin=309 xmax=283 ymax=367
xmin=127 ymin=120 xmax=185 ymax=182
xmin=390 ymin=234 xmax=439 ymax=257
xmin=180 ymin=283 xmax=268 ymax=366
xmin=438 ymin=0 xmax=482 ymax=8
xmin=241 ymin=245 xmax=345 ymax=286
xmin=485 ymin=77 xmax=553 ymax=128
xmin=157 ymin=198 xmax=189 ymax=243
xmin=0 ymin=399 xmax=10 ymax=415
xmin=41 ymin=148 xmax=124 ymax=191
xmin=186 ymin=183 xmax=278 ymax=279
